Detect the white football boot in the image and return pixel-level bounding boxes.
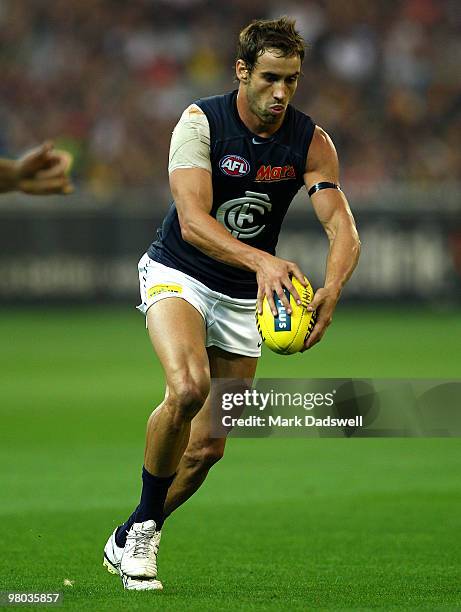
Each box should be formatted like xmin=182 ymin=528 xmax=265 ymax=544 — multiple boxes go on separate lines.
xmin=120 ymin=520 xmax=161 ymax=578
xmin=103 ymin=526 xmax=163 ymax=591
xmin=121 ymin=573 xmax=163 ymax=591
xmin=103 ymin=528 xmax=124 ymax=576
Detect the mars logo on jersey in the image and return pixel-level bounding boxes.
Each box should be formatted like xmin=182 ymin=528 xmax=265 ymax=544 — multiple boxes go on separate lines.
xmin=255 ymin=165 xmax=296 ymax=182
xmin=220 ymin=155 xmax=250 ymax=177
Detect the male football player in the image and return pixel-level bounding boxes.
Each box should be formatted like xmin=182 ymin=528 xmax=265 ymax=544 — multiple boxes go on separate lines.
xmin=0 ymin=142 xmax=73 ymax=195
xmin=104 ymin=17 xmax=360 ymax=591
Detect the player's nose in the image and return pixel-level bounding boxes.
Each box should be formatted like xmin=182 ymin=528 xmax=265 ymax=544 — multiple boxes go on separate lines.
xmin=272 ymin=84 xmax=287 ymax=102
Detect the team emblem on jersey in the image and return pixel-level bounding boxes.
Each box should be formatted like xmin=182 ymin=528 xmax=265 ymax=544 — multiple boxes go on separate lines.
xmin=219 ymin=155 xmax=250 ymax=177
xmin=216 ymin=191 xmax=271 ymax=239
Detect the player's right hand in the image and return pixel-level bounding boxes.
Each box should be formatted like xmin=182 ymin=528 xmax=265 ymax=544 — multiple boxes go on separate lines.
xmin=255 ymin=253 xmax=306 ymax=317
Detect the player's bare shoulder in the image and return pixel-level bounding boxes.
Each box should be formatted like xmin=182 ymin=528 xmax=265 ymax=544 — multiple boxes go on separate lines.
xmin=305 ymin=125 xmax=339 ymax=183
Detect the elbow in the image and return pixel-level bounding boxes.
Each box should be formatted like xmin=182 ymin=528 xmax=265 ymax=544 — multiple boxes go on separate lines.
xmin=353 ymin=231 xmax=361 ymax=261
xmin=343 ymin=216 xmax=361 ymax=261
xmin=179 ymin=218 xmax=196 ymax=245
xmin=352 ymin=232 xmax=362 ymax=261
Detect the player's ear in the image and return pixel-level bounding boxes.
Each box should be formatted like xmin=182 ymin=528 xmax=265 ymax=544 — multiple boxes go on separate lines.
xmin=236 ymin=59 xmax=249 ymax=82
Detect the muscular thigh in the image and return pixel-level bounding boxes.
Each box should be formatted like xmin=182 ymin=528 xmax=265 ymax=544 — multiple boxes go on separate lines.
xmin=146 ymin=298 xmax=209 ymax=389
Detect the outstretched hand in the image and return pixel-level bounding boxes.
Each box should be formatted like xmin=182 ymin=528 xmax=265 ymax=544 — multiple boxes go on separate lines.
xmin=15 ymin=142 xmax=74 ymax=195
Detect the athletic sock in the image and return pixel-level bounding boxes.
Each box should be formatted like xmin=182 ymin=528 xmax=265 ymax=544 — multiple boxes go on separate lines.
xmin=135 ymin=467 xmax=175 ymax=530
xmin=115 ymin=506 xmax=139 ymax=548
xmin=115 ymin=467 xmax=175 ymax=546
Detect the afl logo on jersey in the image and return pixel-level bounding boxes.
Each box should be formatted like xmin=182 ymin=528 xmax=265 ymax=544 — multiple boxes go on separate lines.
xmin=219 ymin=155 xmax=250 ymax=177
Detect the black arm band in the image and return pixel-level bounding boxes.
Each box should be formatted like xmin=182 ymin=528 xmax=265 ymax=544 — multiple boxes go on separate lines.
xmin=308 ymin=181 xmax=341 ymax=197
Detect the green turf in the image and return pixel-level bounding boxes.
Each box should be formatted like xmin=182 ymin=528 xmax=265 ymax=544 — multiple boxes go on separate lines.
xmin=1 ymin=306 xmax=460 ymax=610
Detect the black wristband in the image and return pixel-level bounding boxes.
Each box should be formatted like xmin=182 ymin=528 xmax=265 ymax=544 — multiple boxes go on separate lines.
xmin=308 ymin=181 xmax=341 ymax=197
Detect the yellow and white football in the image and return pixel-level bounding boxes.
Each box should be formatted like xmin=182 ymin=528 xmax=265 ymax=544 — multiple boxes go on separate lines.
xmin=256 ymin=276 xmax=316 ymax=355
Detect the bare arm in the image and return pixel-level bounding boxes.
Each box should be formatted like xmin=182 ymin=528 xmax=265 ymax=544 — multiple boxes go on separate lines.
xmin=302 ymin=126 xmax=361 ymax=350
xmin=0 ymin=143 xmax=73 ymax=195
xmin=170 ymin=166 xmax=259 ymax=270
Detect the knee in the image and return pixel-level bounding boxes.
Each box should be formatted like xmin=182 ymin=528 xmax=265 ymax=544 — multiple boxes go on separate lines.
xmin=167 ymin=372 xmax=210 ymax=421
xmin=184 ymin=443 xmax=224 ymax=472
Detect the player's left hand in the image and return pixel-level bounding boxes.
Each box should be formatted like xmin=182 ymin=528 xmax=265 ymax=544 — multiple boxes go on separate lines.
xmin=301 ymin=286 xmax=340 ymax=351
xmin=15 ymin=142 xmax=74 ymax=195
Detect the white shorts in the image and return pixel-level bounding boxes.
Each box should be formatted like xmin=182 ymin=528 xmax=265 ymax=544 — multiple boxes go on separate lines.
xmin=137 ymin=254 xmax=261 ymax=357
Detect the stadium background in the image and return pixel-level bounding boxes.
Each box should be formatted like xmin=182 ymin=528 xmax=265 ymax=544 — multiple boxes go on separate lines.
xmin=1 ymin=1 xmax=460 ymax=609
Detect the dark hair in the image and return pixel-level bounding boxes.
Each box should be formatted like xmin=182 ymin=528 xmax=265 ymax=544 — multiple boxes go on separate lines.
xmin=236 ymin=17 xmax=306 ymax=74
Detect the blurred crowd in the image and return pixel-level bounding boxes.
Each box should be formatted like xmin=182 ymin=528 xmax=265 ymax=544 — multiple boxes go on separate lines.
xmin=0 ymin=0 xmax=460 ymax=201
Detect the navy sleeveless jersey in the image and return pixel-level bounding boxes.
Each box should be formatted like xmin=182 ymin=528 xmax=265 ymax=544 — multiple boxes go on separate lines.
xmin=148 ymin=90 xmax=315 ymax=298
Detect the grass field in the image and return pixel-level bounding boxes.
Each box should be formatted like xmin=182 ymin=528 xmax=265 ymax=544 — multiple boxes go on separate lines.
xmin=1 ymin=306 xmax=460 ymax=610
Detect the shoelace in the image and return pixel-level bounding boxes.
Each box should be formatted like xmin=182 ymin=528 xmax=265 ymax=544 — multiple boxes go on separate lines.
xmin=131 ymin=528 xmax=158 ymax=558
